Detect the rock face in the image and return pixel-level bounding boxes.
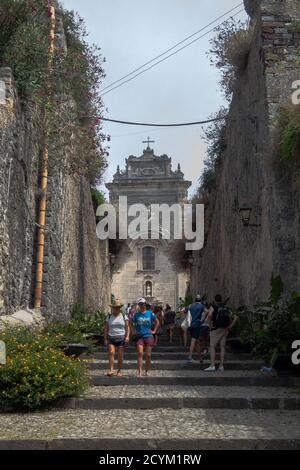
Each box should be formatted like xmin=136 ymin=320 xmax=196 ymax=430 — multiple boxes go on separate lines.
xmin=0 ymin=6 xmax=111 ymax=319
xmin=0 ymin=309 xmax=45 ymax=331
xmin=191 ymin=0 xmax=300 ymax=306
xmin=0 ymin=72 xmax=110 ymax=318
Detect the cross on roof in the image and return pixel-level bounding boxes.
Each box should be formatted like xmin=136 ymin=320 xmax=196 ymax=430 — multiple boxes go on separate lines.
xmin=143 ymin=137 xmax=155 ymax=149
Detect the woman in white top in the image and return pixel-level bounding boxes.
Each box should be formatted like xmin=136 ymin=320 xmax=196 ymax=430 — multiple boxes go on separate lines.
xmin=104 ymin=299 xmax=129 ymax=377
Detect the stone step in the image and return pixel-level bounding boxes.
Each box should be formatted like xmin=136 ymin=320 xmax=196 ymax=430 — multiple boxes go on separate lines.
xmin=54 ymin=384 xmax=300 ymax=410
xmin=89 ymin=369 xmax=268 ymax=378
xmin=87 ymin=360 xmax=263 ymax=371
xmin=90 ymin=371 xmax=299 ymax=387
xmin=85 ymin=352 xmax=254 ymax=361
xmin=54 ymin=396 xmax=300 ymax=411
xmin=0 ymin=408 xmax=299 ymax=449
xmin=94 ymin=346 xmax=235 ymax=353
xmin=85 ymin=384 xmax=300 ymax=399
xmin=100 ymin=346 xmax=190 ymax=352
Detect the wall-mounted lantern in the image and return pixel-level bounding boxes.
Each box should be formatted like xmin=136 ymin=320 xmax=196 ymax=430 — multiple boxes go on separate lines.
xmin=239 ymin=205 xmax=261 ymax=227
xmin=110 ymin=253 xmax=116 ymax=265
xmin=188 ymin=255 xmax=194 ymax=265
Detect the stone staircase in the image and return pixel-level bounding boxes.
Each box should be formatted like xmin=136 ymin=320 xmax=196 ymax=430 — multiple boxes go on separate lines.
xmin=0 ymin=339 xmax=299 ymax=450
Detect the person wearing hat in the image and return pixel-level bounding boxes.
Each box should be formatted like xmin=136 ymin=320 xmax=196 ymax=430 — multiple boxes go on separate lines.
xmin=104 ymin=299 xmax=129 ymax=377
xmin=131 ymin=297 xmax=159 ymax=377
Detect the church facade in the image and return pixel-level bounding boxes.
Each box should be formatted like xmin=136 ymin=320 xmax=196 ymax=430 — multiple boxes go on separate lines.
xmin=106 ymin=141 xmax=192 ymax=309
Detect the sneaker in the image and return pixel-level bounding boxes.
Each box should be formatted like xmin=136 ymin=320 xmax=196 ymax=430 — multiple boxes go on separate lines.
xmin=187 ymin=358 xmax=196 ymax=364
xmin=218 ymin=366 xmax=225 ymax=372
xmin=204 ymin=366 xmax=216 ymax=372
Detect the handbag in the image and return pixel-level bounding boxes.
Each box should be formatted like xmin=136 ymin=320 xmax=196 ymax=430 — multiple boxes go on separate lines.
xmin=181 ymin=309 xmax=192 ymax=331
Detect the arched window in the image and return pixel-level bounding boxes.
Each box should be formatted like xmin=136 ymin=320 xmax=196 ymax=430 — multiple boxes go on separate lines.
xmin=145 ymin=281 xmax=153 ymax=298
xmin=143 ymin=246 xmax=155 ymax=271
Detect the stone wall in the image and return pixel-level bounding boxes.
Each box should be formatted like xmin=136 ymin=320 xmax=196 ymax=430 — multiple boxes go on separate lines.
xmin=0 ymin=67 xmax=110 ymax=318
xmin=0 ymin=67 xmax=40 ymax=313
xmin=190 ymin=0 xmax=300 ymax=306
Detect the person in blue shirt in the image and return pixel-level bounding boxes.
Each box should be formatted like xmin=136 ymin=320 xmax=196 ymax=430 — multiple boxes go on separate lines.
xmin=132 ymin=297 xmax=159 ymax=377
xmin=187 ymin=294 xmax=207 ymax=364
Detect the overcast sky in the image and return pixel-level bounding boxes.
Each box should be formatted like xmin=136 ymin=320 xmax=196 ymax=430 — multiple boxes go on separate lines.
xmin=62 ymin=0 xmax=247 ymax=196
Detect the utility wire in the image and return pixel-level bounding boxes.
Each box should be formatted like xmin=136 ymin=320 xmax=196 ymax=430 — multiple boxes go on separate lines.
xmin=102 ymin=116 xmax=224 ymax=127
xmin=99 ymin=3 xmax=243 ymax=94
xmin=100 ymin=8 xmax=245 ymax=96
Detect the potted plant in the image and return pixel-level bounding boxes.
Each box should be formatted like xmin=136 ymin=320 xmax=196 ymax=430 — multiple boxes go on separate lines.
xmin=241 ymin=277 xmax=300 ymax=376
xmin=71 ymin=305 xmax=106 ymax=346
xmin=82 ymin=310 xmax=106 ymax=345
xmin=225 ymin=305 xmax=255 ymax=353
xmin=43 ymin=319 xmax=91 ymax=358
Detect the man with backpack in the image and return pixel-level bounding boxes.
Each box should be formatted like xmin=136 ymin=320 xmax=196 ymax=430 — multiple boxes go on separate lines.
xmin=186 ymin=294 xmax=207 ymax=364
xmin=205 ymin=295 xmax=238 ymax=372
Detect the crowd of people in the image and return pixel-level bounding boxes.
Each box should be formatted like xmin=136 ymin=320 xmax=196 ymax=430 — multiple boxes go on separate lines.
xmin=103 ymin=295 xmax=238 ymax=377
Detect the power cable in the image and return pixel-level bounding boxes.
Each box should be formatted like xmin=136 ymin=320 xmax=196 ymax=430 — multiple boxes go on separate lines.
xmin=102 ymin=116 xmax=224 ymax=127
xmin=100 ymin=8 xmax=245 ymax=96
xmin=99 ymin=3 xmax=243 ymax=94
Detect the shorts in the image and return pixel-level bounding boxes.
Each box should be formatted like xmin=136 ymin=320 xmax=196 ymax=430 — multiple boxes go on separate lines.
xmin=210 ymin=328 xmax=229 ymax=349
xmin=136 ymin=336 xmax=155 ymax=348
xmin=189 ymin=326 xmax=201 ymax=339
xmin=108 ymin=336 xmax=125 ymax=348
xmin=199 ymin=325 xmax=210 ymax=337
xmin=163 ymin=323 xmax=175 ymax=332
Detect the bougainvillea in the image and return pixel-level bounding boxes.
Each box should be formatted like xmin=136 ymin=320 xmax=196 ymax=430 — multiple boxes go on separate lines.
xmin=0 ymin=0 xmax=108 ymax=184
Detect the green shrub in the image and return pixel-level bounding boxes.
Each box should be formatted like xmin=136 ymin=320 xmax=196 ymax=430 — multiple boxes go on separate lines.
xmin=251 ymin=297 xmax=300 ymax=366
xmin=277 ymin=105 xmax=300 ymax=162
xmin=43 ymin=320 xmax=89 ymax=345
xmin=208 ymin=18 xmax=252 ymax=100
xmin=0 ymin=348 xmax=88 ymax=410
xmin=238 ymin=277 xmax=300 ymax=366
xmin=0 ymin=326 xmax=61 ymax=354
xmin=91 ymin=188 xmax=106 ymax=220
xmin=3 ymin=18 xmax=49 ymax=98
xmin=0 ymin=327 xmax=89 ymax=411
xmin=0 ymin=0 xmax=30 ymax=60
xmin=280 ymin=123 xmax=300 ymax=162
xmin=82 ymin=311 xmax=106 ymax=334
xmin=71 ymin=304 xmax=106 ymax=334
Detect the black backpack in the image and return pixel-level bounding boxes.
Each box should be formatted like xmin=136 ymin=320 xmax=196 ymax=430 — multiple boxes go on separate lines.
xmin=214 ymin=305 xmax=231 ymax=329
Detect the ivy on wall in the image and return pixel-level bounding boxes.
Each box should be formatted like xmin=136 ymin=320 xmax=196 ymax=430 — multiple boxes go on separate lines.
xmin=278 ymin=106 xmax=300 ymax=163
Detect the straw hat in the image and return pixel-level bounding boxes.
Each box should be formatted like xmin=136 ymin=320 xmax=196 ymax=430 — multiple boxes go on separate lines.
xmin=109 ymin=299 xmax=124 ymax=308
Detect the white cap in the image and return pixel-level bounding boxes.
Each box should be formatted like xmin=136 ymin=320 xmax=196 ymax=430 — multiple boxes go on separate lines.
xmin=137 ymin=297 xmax=146 ymax=304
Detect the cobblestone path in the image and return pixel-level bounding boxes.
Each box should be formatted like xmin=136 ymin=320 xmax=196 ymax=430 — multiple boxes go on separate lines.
xmin=0 ymin=340 xmax=299 ymax=449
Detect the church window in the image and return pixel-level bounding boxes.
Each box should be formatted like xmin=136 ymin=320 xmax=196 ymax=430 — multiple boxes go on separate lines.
xmin=145 ymin=281 xmax=153 ymax=298
xmin=143 ymin=246 xmax=155 ymax=271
